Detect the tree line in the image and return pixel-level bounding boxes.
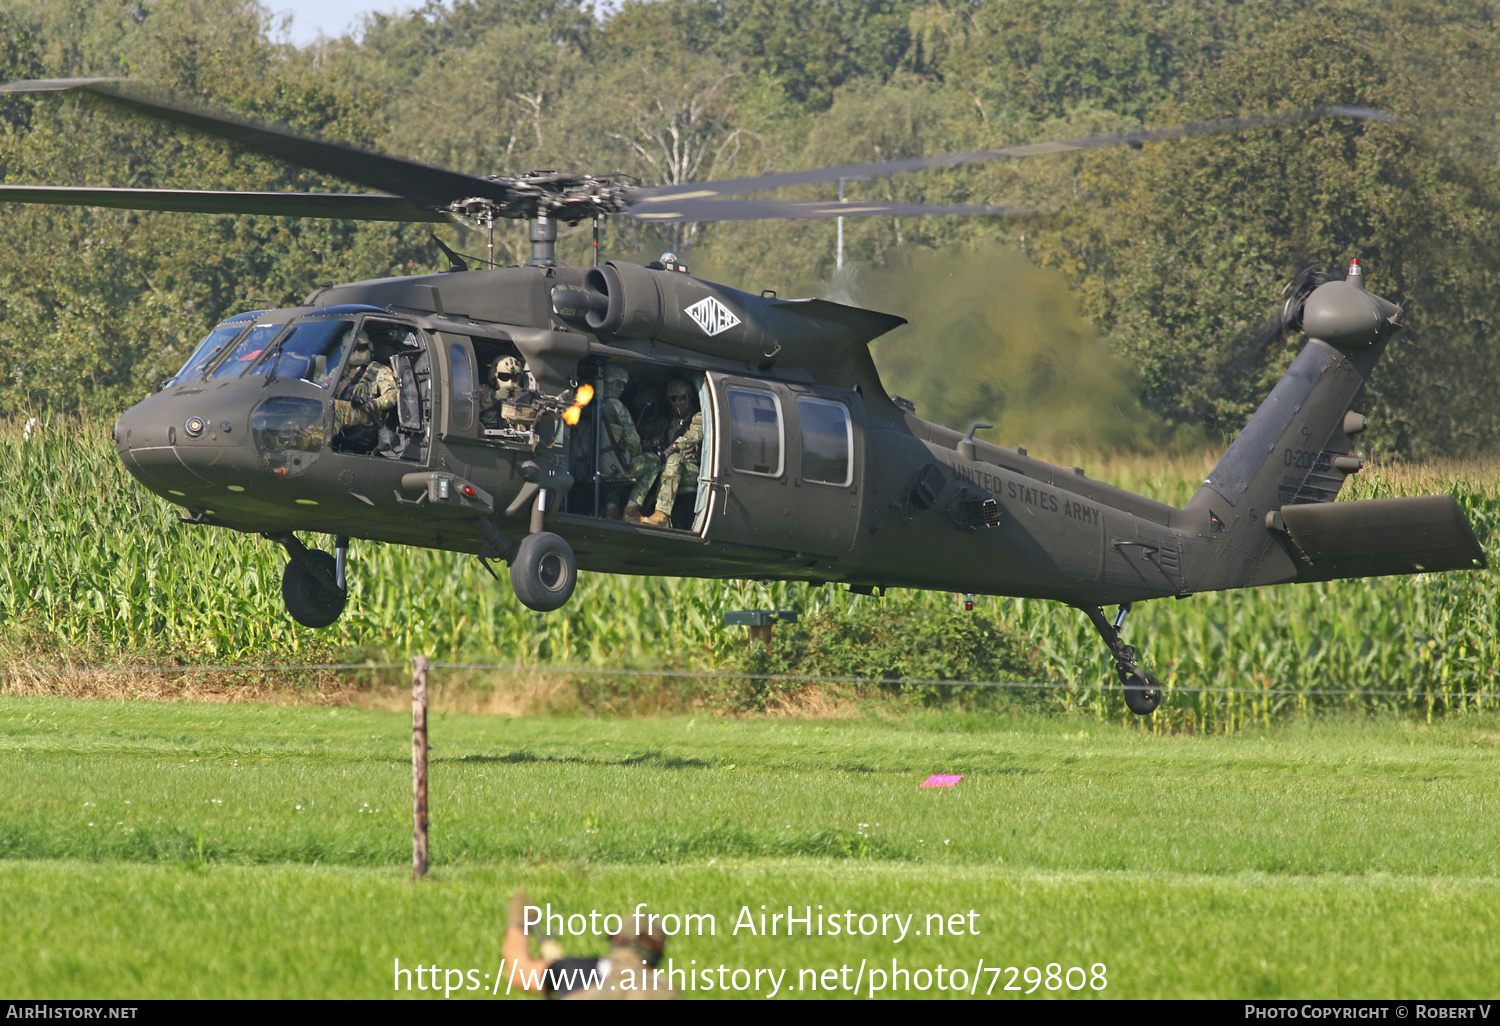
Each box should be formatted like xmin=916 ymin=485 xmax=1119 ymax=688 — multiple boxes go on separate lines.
xmin=1 ymin=0 xmax=1498 ymax=458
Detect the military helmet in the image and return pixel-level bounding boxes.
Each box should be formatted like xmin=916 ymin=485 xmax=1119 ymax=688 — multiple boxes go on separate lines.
xmin=347 ymin=331 xmax=373 ymax=368
xmin=666 ymin=378 xmax=693 ymax=403
xmin=491 ymin=355 xmax=523 ymax=388
xmin=633 ymin=383 xmax=663 ymax=414
xmin=602 ymin=362 xmax=629 ymax=398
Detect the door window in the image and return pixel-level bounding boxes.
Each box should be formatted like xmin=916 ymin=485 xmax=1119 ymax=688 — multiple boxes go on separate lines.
xmin=727 ymin=386 xmax=783 ymax=477
xmin=797 ymin=396 xmax=852 ymax=486
xmin=449 ymin=343 xmax=474 ymax=429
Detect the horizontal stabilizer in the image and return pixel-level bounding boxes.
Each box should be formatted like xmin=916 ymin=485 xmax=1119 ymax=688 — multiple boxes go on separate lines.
xmin=1280 ymin=495 xmax=1487 ymax=581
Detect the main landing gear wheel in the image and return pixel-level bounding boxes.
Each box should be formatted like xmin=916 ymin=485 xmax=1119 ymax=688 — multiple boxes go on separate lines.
xmin=510 ymin=531 xmax=577 ymax=612
xmin=281 ymin=549 xmax=347 ymax=628
xmin=1081 ymin=604 xmax=1165 ymax=716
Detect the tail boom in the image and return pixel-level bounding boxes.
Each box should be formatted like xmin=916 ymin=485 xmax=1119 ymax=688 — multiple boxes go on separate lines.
xmin=1175 ymin=273 xmax=1486 ymax=594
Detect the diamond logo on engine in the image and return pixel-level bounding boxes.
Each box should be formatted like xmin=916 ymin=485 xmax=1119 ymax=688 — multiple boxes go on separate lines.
xmin=684 ymin=296 xmax=741 ymax=337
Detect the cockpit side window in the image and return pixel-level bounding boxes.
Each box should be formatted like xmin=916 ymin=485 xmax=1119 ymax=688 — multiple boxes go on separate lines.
xmin=362 ymin=321 xmax=420 ymax=350
xmin=249 ymin=319 xmax=356 ymax=388
xmin=209 ymin=323 xmax=286 ymax=379
xmin=166 ymin=325 xmax=246 ymax=386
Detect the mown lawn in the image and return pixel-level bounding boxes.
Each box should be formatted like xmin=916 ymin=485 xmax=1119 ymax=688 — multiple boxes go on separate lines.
xmin=2 ymin=697 xmax=1498 ymax=998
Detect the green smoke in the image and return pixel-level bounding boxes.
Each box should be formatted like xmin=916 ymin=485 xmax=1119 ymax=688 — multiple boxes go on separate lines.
xmin=856 ymin=244 xmax=1171 ymax=457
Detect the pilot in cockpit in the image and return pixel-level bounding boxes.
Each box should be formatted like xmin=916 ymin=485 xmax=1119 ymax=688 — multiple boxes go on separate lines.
xmin=332 ymin=331 xmax=399 ymax=446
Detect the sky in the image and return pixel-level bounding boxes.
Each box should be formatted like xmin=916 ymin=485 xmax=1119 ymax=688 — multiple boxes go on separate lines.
xmin=273 ymin=0 xmax=619 ymax=46
xmin=272 ymin=1 xmax=418 ymax=46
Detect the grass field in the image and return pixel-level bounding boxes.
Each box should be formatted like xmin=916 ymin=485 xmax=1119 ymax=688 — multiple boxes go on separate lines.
xmin=3 ymin=696 xmax=1499 ymax=998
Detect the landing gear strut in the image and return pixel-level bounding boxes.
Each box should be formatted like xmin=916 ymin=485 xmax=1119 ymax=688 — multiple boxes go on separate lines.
xmin=267 ymin=532 xmax=347 ymax=628
xmin=1081 ymin=604 xmax=1163 ymax=716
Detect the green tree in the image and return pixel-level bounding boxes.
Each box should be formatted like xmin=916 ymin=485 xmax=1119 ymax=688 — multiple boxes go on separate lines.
xmin=0 ymin=0 xmax=431 ymax=417
xmin=1049 ymin=4 xmax=1500 ymax=455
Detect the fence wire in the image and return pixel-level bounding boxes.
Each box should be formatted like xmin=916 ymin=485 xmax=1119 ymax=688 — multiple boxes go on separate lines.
xmin=2 ymin=659 xmax=1497 ymax=702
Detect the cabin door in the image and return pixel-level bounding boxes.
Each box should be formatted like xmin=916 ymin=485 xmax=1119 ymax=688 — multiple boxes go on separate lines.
xmin=702 ymin=374 xmax=865 ymax=556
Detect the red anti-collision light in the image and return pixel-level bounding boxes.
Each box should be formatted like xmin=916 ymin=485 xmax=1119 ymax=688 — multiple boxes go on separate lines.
xmin=463 ymin=485 xmax=476 ymax=497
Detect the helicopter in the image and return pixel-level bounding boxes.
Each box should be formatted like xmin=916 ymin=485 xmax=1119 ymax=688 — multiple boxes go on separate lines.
xmin=0 ymin=79 xmax=1487 ymax=715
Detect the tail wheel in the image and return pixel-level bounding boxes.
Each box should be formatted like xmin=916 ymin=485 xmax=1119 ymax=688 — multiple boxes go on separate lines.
xmin=510 ymin=531 xmax=577 ymax=612
xmin=281 ymin=550 xmax=346 ymax=628
xmin=1118 ymin=664 xmax=1163 ymax=716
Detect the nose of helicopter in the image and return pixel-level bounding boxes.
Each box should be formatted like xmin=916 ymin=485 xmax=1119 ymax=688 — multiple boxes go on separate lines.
xmin=112 ymin=388 xmax=250 ymax=505
xmin=113 ymin=376 xmax=334 ymax=521
xmin=114 ymin=393 xmax=201 ymax=499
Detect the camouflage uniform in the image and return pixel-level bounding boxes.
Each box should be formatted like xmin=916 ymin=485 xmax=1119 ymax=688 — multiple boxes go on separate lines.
xmin=477 ymin=386 xmax=512 ymax=429
xmin=333 ymin=361 xmax=398 ymax=433
xmin=657 ymin=411 xmax=702 ymax=502
xmin=629 ymin=411 xmax=702 ymax=519
xmin=598 ymin=394 xmax=644 ymax=478
xmin=594 ymin=364 xmax=653 ymax=518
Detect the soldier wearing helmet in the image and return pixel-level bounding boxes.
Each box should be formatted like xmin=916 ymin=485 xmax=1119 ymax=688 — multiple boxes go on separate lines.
xmin=595 ymin=362 xmax=653 ymax=520
xmin=478 ymin=354 xmax=526 ymax=429
xmin=332 ymin=330 xmax=398 ymax=446
xmin=625 ymin=377 xmax=702 ymax=527
xmin=493 ymin=355 xmax=524 ymax=395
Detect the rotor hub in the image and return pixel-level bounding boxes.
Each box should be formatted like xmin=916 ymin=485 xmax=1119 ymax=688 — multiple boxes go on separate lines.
xmin=453 ymin=172 xmax=630 ymax=224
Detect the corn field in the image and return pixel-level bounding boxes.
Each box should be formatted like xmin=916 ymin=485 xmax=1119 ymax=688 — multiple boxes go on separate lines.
xmin=2 ymin=416 xmax=1496 ymax=730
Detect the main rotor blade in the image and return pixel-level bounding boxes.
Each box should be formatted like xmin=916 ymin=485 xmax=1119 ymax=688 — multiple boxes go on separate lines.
xmin=634 ymin=105 xmax=1400 ymax=203
xmin=0 ymin=185 xmax=449 ymax=221
xmin=626 ymin=197 xmax=1027 ymax=223
xmin=0 ymin=78 xmax=511 ymax=208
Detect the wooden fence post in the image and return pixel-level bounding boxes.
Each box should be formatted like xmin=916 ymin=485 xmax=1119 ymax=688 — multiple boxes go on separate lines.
xmin=412 ymin=655 xmax=429 ymax=880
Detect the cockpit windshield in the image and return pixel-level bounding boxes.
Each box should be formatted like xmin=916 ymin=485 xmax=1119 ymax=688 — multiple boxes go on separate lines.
xmin=165 ymin=324 xmax=247 ymax=386
xmin=249 ymin=319 xmax=355 ymax=388
xmin=209 ymin=323 xmax=287 ymax=379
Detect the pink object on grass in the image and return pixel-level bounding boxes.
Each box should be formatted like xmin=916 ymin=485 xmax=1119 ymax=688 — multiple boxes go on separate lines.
xmin=920 ymin=774 xmax=963 ymax=788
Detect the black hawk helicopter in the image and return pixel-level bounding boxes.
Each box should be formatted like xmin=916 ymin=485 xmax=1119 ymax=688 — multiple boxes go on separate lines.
xmin=0 ymin=79 xmax=1487 ymax=715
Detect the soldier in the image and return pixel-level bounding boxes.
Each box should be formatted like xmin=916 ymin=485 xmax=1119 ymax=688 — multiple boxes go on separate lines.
xmin=626 ymin=378 xmax=701 ymax=527
xmin=596 ymin=363 xmax=654 ymax=520
xmin=619 ymin=383 xmax=669 ymax=522
xmin=632 ymin=383 xmax=671 ymax=454
xmin=332 ymin=331 xmax=398 ymax=448
xmin=478 ymin=354 xmax=525 ymax=429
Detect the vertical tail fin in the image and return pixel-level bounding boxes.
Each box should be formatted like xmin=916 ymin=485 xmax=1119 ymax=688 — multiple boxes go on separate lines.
xmin=1179 ymin=270 xmax=1403 ymax=591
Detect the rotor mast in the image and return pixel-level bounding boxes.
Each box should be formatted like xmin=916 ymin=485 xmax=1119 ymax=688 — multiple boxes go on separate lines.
xmin=528 ymin=214 xmax=557 ymax=266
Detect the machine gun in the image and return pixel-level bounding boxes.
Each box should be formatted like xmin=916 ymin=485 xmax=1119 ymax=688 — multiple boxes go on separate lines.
xmin=480 ymin=385 xmax=591 ymax=450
